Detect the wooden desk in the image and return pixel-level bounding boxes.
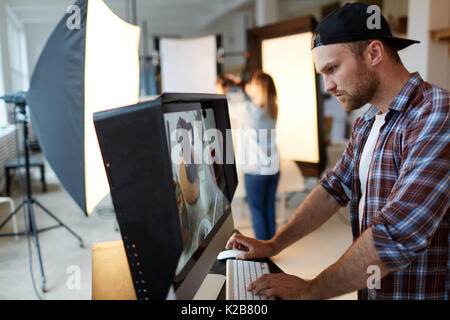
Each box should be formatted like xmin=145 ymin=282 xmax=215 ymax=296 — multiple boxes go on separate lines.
xmin=92 ymin=239 xmax=282 ymax=300
xmin=92 ymin=240 xmax=136 ymax=300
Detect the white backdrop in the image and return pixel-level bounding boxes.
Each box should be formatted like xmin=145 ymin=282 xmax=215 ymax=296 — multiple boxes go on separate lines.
xmin=160 ymin=35 xmax=217 ymax=94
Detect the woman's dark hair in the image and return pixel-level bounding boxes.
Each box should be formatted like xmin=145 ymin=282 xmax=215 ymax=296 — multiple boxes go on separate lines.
xmin=218 ymin=75 xmax=237 ymax=89
xmin=251 ymin=71 xmax=278 ymax=120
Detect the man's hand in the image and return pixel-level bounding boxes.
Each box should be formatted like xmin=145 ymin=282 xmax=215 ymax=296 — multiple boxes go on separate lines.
xmin=225 ymin=233 xmax=276 ymax=260
xmin=247 ymin=273 xmax=313 ymax=300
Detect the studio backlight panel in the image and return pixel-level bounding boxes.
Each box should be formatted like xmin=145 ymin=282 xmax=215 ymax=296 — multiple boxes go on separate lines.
xmin=262 ymin=32 xmax=319 ymax=164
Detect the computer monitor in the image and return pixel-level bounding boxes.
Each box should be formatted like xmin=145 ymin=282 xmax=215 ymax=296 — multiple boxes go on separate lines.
xmin=93 ymin=93 xmax=237 ymax=300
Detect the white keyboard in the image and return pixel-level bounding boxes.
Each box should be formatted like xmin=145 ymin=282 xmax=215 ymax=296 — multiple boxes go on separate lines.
xmin=226 ymin=259 xmax=274 ymax=300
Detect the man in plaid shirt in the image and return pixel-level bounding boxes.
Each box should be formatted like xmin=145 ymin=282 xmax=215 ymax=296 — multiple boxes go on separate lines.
xmin=226 ymin=3 xmax=449 ymax=300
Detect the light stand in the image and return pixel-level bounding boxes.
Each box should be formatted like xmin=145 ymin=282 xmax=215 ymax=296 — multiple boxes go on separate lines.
xmin=0 ymin=96 xmax=84 ymax=293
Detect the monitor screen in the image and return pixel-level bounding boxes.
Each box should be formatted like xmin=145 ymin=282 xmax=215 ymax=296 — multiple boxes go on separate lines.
xmin=163 ymin=103 xmax=232 ymax=282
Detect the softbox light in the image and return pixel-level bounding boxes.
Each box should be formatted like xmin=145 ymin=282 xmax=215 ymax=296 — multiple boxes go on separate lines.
xmin=27 ymin=0 xmax=141 ymax=215
xmin=247 ymin=16 xmax=327 ymax=177
xmin=262 ymin=32 xmax=319 ymax=163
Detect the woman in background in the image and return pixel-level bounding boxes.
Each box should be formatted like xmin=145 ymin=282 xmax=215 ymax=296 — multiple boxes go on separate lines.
xmin=217 ymin=71 xmax=280 ymax=240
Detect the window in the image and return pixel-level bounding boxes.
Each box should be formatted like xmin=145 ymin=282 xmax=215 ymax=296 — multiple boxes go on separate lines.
xmin=0 ymin=40 xmax=6 ymax=127
xmin=6 ymin=5 xmax=29 ymax=93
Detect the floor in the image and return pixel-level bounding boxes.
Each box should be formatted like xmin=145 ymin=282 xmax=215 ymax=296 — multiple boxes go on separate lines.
xmin=0 ymin=163 xmax=357 ymax=300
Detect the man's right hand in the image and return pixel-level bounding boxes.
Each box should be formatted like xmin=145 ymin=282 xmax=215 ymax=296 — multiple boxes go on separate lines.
xmin=225 ymin=233 xmax=277 ymax=260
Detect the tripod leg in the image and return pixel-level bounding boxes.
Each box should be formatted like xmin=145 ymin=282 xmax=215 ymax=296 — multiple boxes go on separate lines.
xmin=33 ymin=199 xmax=84 ymax=248
xmin=27 ymin=200 xmax=47 ymax=293
xmin=0 ymin=201 xmax=26 ymax=231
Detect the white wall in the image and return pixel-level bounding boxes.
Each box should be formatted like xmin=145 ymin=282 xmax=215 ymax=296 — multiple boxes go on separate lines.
xmin=0 ymin=2 xmax=11 ymax=94
xmin=0 ymin=26 xmax=6 ymax=126
xmin=383 ymin=0 xmax=408 ymax=18
xmin=427 ymin=0 xmax=450 ymax=90
xmin=279 ymin=0 xmax=323 ymax=21
xmin=402 ymin=0 xmax=449 ymax=90
xmin=255 ymin=0 xmax=279 ymax=27
xmin=401 ymin=0 xmax=430 ymax=79
xmin=207 ymin=8 xmax=253 ymax=71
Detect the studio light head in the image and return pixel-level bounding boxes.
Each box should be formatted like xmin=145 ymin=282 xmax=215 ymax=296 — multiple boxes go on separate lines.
xmin=0 ymin=92 xmax=27 ymax=107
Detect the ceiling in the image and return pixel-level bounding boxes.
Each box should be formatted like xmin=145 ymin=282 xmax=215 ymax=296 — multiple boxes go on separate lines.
xmin=6 ymin=0 xmax=254 ymax=32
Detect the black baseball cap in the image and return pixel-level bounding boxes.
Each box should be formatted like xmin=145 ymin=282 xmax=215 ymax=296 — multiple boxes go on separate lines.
xmin=312 ymin=2 xmax=420 ymax=51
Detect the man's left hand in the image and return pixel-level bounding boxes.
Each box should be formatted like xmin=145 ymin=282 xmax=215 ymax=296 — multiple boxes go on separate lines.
xmin=247 ymin=273 xmax=314 ymax=300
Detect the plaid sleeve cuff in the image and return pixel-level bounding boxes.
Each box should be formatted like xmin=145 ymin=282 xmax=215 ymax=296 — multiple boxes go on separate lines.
xmin=371 ymin=221 xmax=415 ymax=272
xmin=319 ymin=171 xmax=351 ymax=207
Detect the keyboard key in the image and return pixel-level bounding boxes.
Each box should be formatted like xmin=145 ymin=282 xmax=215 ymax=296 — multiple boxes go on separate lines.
xmin=233 ymin=260 xmax=239 ymax=300
xmin=237 ymin=260 xmax=246 ymax=300
xmin=244 ymin=262 xmax=253 ymax=300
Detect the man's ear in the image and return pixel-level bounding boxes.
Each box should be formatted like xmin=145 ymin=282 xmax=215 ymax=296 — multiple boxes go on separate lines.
xmin=366 ymin=40 xmax=384 ymax=67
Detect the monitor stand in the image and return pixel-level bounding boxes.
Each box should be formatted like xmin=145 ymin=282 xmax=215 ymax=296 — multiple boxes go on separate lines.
xmin=193 ymin=274 xmax=226 ymax=300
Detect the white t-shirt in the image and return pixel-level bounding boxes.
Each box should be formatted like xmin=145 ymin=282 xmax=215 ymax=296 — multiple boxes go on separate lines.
xmin=358 ymin=112 xmax=386 ymax=231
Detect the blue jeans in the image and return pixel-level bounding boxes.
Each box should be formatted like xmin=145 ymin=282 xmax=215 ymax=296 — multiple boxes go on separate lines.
xmin=244 ymin=172 xmax=280 ymax=240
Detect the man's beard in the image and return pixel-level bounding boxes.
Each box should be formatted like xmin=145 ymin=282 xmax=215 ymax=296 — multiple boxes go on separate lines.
xmin=337 ymin=63 xmax=380 ymax=111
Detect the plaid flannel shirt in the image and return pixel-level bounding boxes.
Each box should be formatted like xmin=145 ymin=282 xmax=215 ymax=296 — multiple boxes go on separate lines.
xmin=320 ymin=73 xmax=449 ymax=300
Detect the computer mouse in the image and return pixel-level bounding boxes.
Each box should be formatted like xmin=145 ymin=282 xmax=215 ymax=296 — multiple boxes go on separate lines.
xmin=217 ymin=249 xmax=247 ymax=260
